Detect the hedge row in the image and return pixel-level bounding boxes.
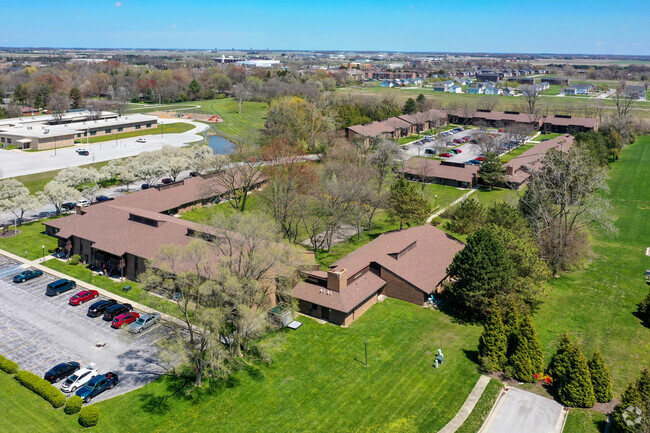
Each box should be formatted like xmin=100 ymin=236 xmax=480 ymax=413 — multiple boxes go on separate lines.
xmin=14 ymin=370 xmax=66 ymax=408
xmin=0 ymin=354 xmax=19 ymax=374
xmin=79 ymin=405 xmax=101 ymax=427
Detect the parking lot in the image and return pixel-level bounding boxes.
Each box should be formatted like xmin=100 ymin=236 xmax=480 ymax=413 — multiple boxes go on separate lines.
xmin=0 ymin=254 xmax=167 ymax=402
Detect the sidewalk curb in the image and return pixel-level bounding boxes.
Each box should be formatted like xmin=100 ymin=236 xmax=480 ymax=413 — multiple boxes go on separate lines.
xmin=0 ymin=247 xmax=183 ymax=327
xmin=438 ymin=375 xmax=492 ymax=433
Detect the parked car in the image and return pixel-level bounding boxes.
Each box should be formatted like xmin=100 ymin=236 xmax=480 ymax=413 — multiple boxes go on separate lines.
xmin=470 ymin=139 xmax=478 ymax=144
xmin=466 ymin=159 xmax=481 ymax=166
xmin=61 ymin=202 xmax=76 ymax=211
xmin=141 ymin=183 xmax=150 ymax=190
xmin=87 ymin=299 xmax=118 ymax=317
xmin=46 ymin=279 xmax=76 ymax=297
xmin=457 ymin=127 xmax=464 ymax=131
xmin=44 ymin=362 xmax=80 ymax=383
xmin=61 ymin=363 xmax=98 ymax=393
xmin=77 ymin=199 xmax=90 ymax=207
xmin=453 ymin=139 xmax=462 ymax=144
xmin=76 ymin=372 xmax=119 ymax=403
xmin=440 ymin=153 xmax=452 ymax=158
xmin=95 ymin=195 xmax=111 ymax=202
xmin=129 ymin=313 xmax=161 ymax=333
xmin=424 ymin=148 xmax=436 ymax=155
xmin=103 ymin=303 xmax=132 ymax=321
xmin=111 ymin=311 xmax=140 ymax=329
xmin=13 ymin=269 xmax=43 ymax=283
xmin=498 ymin=128 xmax=505 ymax=132
xmin=461 ymin=137 xmax=470 ymax=142
xmin=476 ymin=156 xmax=486 ymax=161
xmin=135 ymin=138 xmax=146 ymax=143
xmin=451 ymin=149 xmax=462 ymax=154
xmin=189 ymin=171 xmax=199 ymax=177
xmin=77 ymin=150 xmax=89 ymax=156
xmin=69 ymin=290 xmax=99 ymax=306
xmin=160 ymin=178 xmax=173 ymax=184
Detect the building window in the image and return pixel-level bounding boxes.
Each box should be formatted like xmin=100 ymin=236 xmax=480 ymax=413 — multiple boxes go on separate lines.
xmin=77 ymin=134 xmax=81 ymax=138
xmin=105 ymin=129 xmax=112 ymax=134
xmin=1 ymin=137 xmax=4 ymax=143
xmin=146 ymin=123 xmax=152 ymax=128
xmin=118 ymin=127 xmax=123 ymax=132
xmin=6 ymin=138 xmax=11 ymax=144
xmin=90 ymin=131 xmax=96 ymax=136
xmin=135 ymin=125 xmax=141 ymax=130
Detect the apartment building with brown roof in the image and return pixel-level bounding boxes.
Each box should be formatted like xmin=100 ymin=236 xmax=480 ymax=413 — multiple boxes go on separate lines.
xmin=505 ymin=134 xmax=574 ymax=189
xmin=402 ymin=159 xmax=479 ymax=188
xmin=292 ymin=225 xmax=464 ymax=326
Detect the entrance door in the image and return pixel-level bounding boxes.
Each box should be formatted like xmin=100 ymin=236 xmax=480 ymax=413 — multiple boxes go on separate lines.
xmin=322 ymin=308 xmax=330 ymax=321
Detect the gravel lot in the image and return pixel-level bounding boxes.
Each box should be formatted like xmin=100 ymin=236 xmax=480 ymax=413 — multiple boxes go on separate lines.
xmin=0 ymin=254 xmax=167 ymax=402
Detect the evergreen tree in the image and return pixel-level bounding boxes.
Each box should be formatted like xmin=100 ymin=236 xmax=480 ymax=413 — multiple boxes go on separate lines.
xmin=478 ymin=305 xmax=508 ymax=372
xmin=69 ymin=87 xmax=83 ymax=109
xmin=549 ymin=334 xmax=596 ymax=408
xmin=386 ymin=178 xmax=430 ymax=230
xmin=188 ymin=79 xmax=202 ymax=100
xmin=447 ymin=227 xmax=515 ymax=321
xmin=637 ymin=292 xmax=650 ymax=327
xmin=502 ymin=306 xmax=520 ymax=358
xmin=611 ymin=369 xmax=650 ymax=433
xmin=403 ymin=98 xmax=417 ymax=115
xmin=509 ymin=314 xmax=544 ymax=382
xmin=415 ymin=93 xmax=427 ymax=111
xmin=477 ymin=152 xmax=507 ymax=190
xmin=588 ymin=349 xmax=613 ymax=403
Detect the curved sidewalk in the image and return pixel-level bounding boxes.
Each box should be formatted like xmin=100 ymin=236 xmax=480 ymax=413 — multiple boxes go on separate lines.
xmin=438 ymin=375 xmax=491 ymax=433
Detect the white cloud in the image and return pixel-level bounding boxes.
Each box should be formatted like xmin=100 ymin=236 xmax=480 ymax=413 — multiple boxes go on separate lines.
xmin=621 ymin=25 xmax=627 ymax=29
xmin=594 ymin=42 xmax=605 ymax=46
xmin=114 ymin=2 xmax=122 ymax=7
xmin=170 ymin=24 xmax=177 ymax=28
xmin=632 ymin=42 xmax=640 ymax=46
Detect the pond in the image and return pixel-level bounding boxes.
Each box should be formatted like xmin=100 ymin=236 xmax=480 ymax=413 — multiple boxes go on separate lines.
xmin=207 ymin=135 xmax=236 ymax=155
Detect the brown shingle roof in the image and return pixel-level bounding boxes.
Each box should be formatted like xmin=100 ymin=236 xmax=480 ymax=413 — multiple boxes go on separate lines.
xmin=542 ymin=115 xmax=598 ymax=129
xmin=403 ymin=159 xmax=479 ymax=184
xmin=346 ymin=117 xmax=412 ymax=137
xmin=505 ymin=134 xmax=574 ymax=184
xmin=292 ymin=272 xmax=386 ymax=313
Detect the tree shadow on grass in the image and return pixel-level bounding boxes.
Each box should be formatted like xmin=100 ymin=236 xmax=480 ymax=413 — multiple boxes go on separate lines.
xmin=463 ymin=349 xmax=480 ymax=365
xmin=595 ymin=418 xmax=608 ymax=433
xmin=632 ymin=311 xmax=649 ymax=329
xmin=244 ymin=364 xmax=265 ymax=382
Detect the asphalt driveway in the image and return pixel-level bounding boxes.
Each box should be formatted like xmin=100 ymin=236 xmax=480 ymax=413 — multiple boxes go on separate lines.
xmin=0 ymin=254 xmax=167 ymax=402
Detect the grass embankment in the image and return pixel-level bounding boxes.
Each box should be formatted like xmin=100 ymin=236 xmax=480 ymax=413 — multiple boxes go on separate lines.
xmin=456 ymin=379 xmax=504 ymax=433
xmin=0 ymin=219 xmax=59 ymax=260
xmin=563 ymin=409 xmax=607 ymax=433
xmin=530 ymin=132 xmax=565 ymax=142
xmin=533 ymin=135 xmax=650 ymax=393
xmin=500 ymin=144 xmax=534 ymax=163
xmin=42 ymin=259 xmax=179 ymax=318
xmin=76 ymin=122 xmax=195 ymax=144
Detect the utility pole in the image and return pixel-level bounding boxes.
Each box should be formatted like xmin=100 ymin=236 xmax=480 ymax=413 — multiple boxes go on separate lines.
xmin=364 ymin=339 xmax=368 ymax=366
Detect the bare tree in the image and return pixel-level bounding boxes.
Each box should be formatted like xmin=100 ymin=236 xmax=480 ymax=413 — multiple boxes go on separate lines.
xmin=113 ymin=86 xmax=130 ymax=117
xmin=368 ymin=140 xmax=400 ymax=193
xmin=459 ymin=102 xmax=476 ymax=127
xmin=213 ymin=162 xmax=265 ymax=212
xmin=478 ymin=95 xmax=499 ymax=111
xmin=521 ymin=85 xmax=542 ymax=116
xmin=233 ymin=83 xmax=250 ymax=114
xmin=611 ymin=83 xmax=637 ymax=139
xmin=47 ymin=92 xmax=70 ymax=124
xmin=85 ymin=99 xmax=104 ymax=120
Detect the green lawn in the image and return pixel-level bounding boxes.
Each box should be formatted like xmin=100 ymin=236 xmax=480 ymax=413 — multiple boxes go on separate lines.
xmin=534 ymin=135 xmax=650 ymax=393
xmin=398 ymin=135 xmax=421 ymax=145
xmin=530 ymin=132 xmax=565 ymax=142
xmin=421 ymin=182 xmax=469 ymax=212
xmin=456 ymin=379 xmax=503 ymax=433
xmin=179 ymin=194 xmax=264 ymax=223
xmin=541 ymin=85 xmax=563 ymax=95
xmin=42 ymin=259 xmax=180 ymax=319
xmin=500 ymin=144 xmax=534 ymax=163
xmin=563 ymin=409 xmax=607 ymax=433
xmin=12 ymin=160 xmax=111 ymax=194
xmin=0 ymin=371 xmax=83 ymax=433
xmin=473 ymin=187 xmax=523 ymax=207
xmin=76 ymin=122 xmax=195 ymax=144
xmin=84 ymin=299 xmax=481 ymax=433
xmin=0 ymin=219 xmax=59 ymax=260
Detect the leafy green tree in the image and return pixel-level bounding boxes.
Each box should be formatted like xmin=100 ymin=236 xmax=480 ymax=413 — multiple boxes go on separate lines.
xmin=611 ymin=368 xmax=650 ymax=433
xmin=508 ymin=314 xmax=544 ymax=382
xmin=403 ymin=98 xmax=417 ymax=115
xmin=69 ymin=87 xmax=83 ymax=109
xmin=188 ymin=79 xmax=202 ymax=100
xmin=478 ymin=305 xmax=508 ymax=372
xmin=13 ymin=84 xmax=28 ymax=104
xmin=588 ymin=348 xmax=613 ymax=403
xmin=549 ymin=334 xmax=596 ymax=408
xmin=575 ymin=131 xmax=609 ymax=166
xmin=386 ymin=178 xmax=430 ymax=230
xmin=485 ymin=202 xmax=531 ymax=239
xmin=502 ymin=306 xmax=520 ymax=357
xmin=447 ymin=227 xmax=515 ymax=320
xmin=445 ymin=197 xmax=485 ymax=234
xmin=478 ymin=152 xmax=506 ymax=189
xmin=637 ymin=292 xmax=650 ymax=327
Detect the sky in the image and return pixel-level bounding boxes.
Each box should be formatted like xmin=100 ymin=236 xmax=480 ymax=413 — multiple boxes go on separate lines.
xmin=1 ymin=0 xmax=649 ymax=55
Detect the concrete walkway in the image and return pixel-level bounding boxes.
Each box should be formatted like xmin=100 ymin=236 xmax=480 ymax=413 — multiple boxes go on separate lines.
xmin=438 ymin=375 xmax=492 ymax=433
xmin=426 ymin=188 xmax=479 ymax=224
xmin=0 ymin=247 xmax=183 ymax=327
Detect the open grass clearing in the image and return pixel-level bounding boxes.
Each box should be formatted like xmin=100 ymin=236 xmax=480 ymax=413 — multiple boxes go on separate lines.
xmin=0 ymin=219 xmax=59 ymax=260
xmin=473 ymin=187 xmax=523 ymax=207
xmin=75 ymin=122 xmax=195 ymax=144
xmin=563 ymin=409 xmax=607 ymax=433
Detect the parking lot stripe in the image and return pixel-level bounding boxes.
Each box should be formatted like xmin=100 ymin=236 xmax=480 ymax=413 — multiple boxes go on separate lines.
xmin=3 ymin=340 xmax=40 ymax=355
xmin=15 ymin=345 xmax=50 ymax=362
xmin=0 ymin=335 xmax=23 ymax=348
xmin=31 ymin=355 xmax=63 ymax=372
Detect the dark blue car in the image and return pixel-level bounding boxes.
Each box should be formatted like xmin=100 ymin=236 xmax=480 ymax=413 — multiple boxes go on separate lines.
xmin=13 ymin=269 xmax=44 ymax=283
xmin=76 ymin=372 xmax=119 ymax=403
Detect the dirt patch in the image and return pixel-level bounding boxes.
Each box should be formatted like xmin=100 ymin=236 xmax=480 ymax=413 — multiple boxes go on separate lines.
xmin=148 ymin=111 xmax=223 ymax=122
xmin=0 ymin=229 xmax=19 ymax=238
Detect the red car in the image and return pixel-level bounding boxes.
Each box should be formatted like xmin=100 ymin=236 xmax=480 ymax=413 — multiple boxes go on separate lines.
xmin=440 ymin=153 xmax=452 ymax=158
xmin=498 ymin=128 xmax=505 ymax=132
xmin=476 ymin=156 xmax=486 ymax=161
xmin=461 ymin=137 xmax=470 ymax=142
xmin=453 ymin=139 xmax=463 ymax=144
xmin=69 ymin=290 xmax=99 ymax=306
xmin=111 ymin=312 xmax=140 ymax=329
xmin=161 ymin=178 xmax=173 ymax=184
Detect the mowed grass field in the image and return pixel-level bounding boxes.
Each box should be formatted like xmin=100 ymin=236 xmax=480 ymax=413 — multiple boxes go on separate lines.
xmin=77 ymin=122 xmax=195 ymax=144
xmin=534 ymin=135 xmax=650 ymax=393
xmin=2 ymin=300 xmax=482 ymax=433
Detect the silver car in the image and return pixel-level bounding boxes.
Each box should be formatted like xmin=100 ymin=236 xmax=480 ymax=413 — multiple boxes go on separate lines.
xmin=128 ymin=313 xmax=160 ymax=333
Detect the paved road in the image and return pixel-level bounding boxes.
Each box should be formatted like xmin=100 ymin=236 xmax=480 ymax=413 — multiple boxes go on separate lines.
xmin=479 ymin=387 xmax=566 ymax=433
xmin=0 ymin=118 xmax=209 ymax=179
xmin=0 ymin=254 xmax=167 ymax=402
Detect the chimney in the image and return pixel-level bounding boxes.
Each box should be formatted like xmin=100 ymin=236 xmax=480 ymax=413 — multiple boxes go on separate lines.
xmin=327 ymin=268 xmax=347 ymax=292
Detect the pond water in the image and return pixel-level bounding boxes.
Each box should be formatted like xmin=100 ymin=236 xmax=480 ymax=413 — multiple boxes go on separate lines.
xmin=207 ymin=135 xmax=236 ymax=155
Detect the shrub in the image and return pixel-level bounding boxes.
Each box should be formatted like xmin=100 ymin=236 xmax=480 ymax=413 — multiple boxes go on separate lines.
xmin=0 ymin=354 xmax=19 ymax=374
xmin=478 ymin=305 xmax=507 ymax=372
xmin=589 ymin=349 xmax=613 ymax=403
xmin=65 ymin=395 xmax=83 ymax=415
xmin=68 ymin=254 xmax=81 ymax=265
xmin=637 ymin=292 xmax=650 ymax=326
xmin=14 ymin=370 xmax=66 ymax=408
xmin=79 ymin=405 xmax=101 ymax=427
xmin=549 ymin=334 xmax=596 ymax=408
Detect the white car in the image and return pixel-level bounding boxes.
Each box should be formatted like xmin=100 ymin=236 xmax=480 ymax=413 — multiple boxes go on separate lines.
xmin=60 ymin=363 xmax=98 ymax=393
xmin=136 ymin=138 xmax=146 ymax=143
xmin=77 ymin=199 xmax=90 ymax=207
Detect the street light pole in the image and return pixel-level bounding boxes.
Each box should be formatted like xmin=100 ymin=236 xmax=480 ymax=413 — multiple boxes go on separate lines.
xmin=434 ymin=194 xmax=438 ymax=209
xmin=364 ymin=339 xmax=368 ymax=366
xmin=41 ymin=245 xmax=45 ymax=261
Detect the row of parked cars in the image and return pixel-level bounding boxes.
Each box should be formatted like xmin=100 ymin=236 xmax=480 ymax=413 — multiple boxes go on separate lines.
xmin=44 ymin=361 xmax=119 ymax=402
xmin=13 ymin=270 xmax=160 ymax=333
